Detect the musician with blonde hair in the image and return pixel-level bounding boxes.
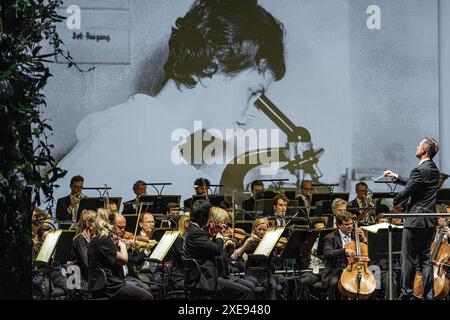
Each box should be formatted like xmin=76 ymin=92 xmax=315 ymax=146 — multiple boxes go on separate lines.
xmin=88 ymin=208 xmax=153 ymax=299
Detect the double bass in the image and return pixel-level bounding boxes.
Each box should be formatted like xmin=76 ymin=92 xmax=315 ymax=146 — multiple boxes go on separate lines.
xmin=338 ymin=219 xmax=376 ymax=300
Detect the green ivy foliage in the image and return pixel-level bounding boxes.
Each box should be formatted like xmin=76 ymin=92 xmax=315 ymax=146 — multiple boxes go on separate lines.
xmin=0 ymin=0 xmax=91 ymax=299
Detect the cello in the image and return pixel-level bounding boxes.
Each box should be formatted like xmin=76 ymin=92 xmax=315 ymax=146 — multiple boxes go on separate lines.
xmin=431 ymin=219 xmax=450 ymax=299
xmin=338 ymin=218 xmax=376 ymax=300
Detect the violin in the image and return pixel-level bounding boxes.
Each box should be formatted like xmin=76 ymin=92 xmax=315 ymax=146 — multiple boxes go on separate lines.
xmin=338 ymin=219 xmax=376 ymax=300
xmin=222 ymin=227 xmax=250 ymax=241
xmin=275 ymin=236 xmax=288 ymax=250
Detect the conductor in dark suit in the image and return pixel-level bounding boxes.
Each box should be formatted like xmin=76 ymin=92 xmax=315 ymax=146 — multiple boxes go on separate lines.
xmin=384 ymin=137 xmax=440 ymax=300
xmin=321 ymin=212 xmax=367 ymax=300
xmin=183 ymin=200 xmax=253 ymax=299
xmin=56 ymin=175 xmax=84 ymax=224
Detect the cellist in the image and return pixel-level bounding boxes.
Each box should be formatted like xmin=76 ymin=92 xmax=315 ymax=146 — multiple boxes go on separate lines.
xmin=321 ymin=212 xmax=367 ymax=300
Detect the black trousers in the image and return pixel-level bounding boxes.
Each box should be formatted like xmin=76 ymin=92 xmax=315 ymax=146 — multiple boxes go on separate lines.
xmin=217 ymin=277 xmax=255 ymax=300
xmin=299 ymin=271 xmax=321 ymax=300
xmin=328 ymin=274 xmax=342 ymax=300
xmin=400 ymin=227 xmax=435 ymax=299
xmin=113 ymin=282 xmax=154 ymax=300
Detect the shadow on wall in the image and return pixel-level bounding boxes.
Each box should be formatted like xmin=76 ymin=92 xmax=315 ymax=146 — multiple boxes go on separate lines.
xmin=134 ymin=41 xmax=169 ymax=97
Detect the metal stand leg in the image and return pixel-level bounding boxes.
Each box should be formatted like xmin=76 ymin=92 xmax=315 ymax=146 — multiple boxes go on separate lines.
xmin=388 ymin=224 xmax=393 ymax=300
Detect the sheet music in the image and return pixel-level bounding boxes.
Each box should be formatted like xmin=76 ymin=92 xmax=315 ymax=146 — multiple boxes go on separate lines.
xmin=361 ymin=222 xmax=403 ymax=234
xmin=36 ymin=230 xmax=62 ymax=263
xmin=149 ymin=231 xmax=180 ymax=262
xmin=254 ymin=227 xmax=285 ymax=257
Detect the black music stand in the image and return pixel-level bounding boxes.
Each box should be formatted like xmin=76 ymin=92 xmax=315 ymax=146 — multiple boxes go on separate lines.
xmin=280 ymin=229 xmax=320 ymax=300
xmin=367 ymin=228 xmax=403 ymax=263
xmin=285 ymin=200 xmax=299 ymax=216
xmin=122 ymin=196 xmax=158 ymax=214
xmin=190 ymin=195 xmax=225 ymax=207
xmin=123 ymin=214 xmax=139 ymax=233
xmin=234 ymin=221 xmax=254 ymax=234
xmin=53 ymin=230 xmax=75 ymax=265
xmin=316 ymin=228 xmax=337 ymax=259
xmin=152 ymin=228 xmax=172 ymax=242
xmin=246 ymin=254 xmax=272 ymax=300
xmin=156 ymin=195 xmax=181 ymax=214
xmin=255 ymin=199 xmax=274 ymax=217
xmin=78 ymin=197 xmax=118 ymax=220
xmin=255 ymin=190 xmax=276 ymax=200
xmin=437 ymin=188 xmax=450 ymax=205
xmin=312 ymin=193 xmax=349 ymax=216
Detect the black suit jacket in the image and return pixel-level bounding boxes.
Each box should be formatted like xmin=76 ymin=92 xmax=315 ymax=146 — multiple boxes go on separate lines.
xmin=183 ymin=224 xmax=224 ymax=291
xmin=394 ymin=160 xmax=440 ymax=228
xmin=321 ymin=230 xmax=350 ymax=288
xmin=241 ymin=197 xmax=255 ymax=212
xmin=56 ymin=195 xmax=71 ymax=221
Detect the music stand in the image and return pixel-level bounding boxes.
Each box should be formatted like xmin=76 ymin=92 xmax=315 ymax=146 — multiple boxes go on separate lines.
xmin=255 ymin=199 xmax=274 ymax=217
xmin=190 ymin=195 xmax=225 ymax=207
xmin=367 ymin=228 xmax=403 ymax=263
xmin=123 ymin=214 xmax=139 ymax=233
xmin=316 ymin=228 xmax=337 ymax=259
xmin=122 ymin=196 xmax=158 ymax=214
xmin=157 ymin=195 xmax=181 ymax=214
xmin=437 ymin=188 xmax=450 ymax=205
xmin=235 ymin=221 xmax=254 ymax=234
xmin=152 ymin=228 xmax=173 ymax=242
xmin=280 ymin=229 xmax=319 ymax=259
xmin=53 ymin=230 xmax=75 ymax=265
xmin=284 ymin=191 xmax=297 ymax=200
xmin=78 ymin=197 xmax=115 ymax=220
xmin=312 ymin=193 xmax=349 ymax=216
xmin=285 ymin=200 xmax=299 ymax=216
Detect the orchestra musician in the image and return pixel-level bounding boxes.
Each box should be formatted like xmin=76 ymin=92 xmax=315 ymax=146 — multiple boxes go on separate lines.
xmin=56 ymin=175 xmax=84 ymax=226
xmin=384 ymin=137 xmax=440 ymax=300
xmin=88 ymin=208 xmax=153 ymax=300
xmin=298 ymin=218 xmax=326 ymax=300
xmin=183 ymin=178 xmax=210 ymax=210
xmin=330 ymin=198 xmax=348 ymax=228
xmin=322 ymin=212 xmax=367 ymax=300
xmin=241 ymin=180 xmax=264 ymax=212
xmin=297 ymin=180 xmax=313 ymax=216
xmin=273 ymin=193 xmax=288 ymax=227
xmin=182 ymin=200 xmax=254 ymax=299
xmin=122 ymin=180 xmax=147 ymax=214
xmin=161 ymin=202 xmax=180 ymax=228
xmin=167 ymin=213 xmax=191 ymax=289
xmin=348 ymin=182 xmax=375 ymax=225
xmin=71 ymin=209 xmax=96 ymax=289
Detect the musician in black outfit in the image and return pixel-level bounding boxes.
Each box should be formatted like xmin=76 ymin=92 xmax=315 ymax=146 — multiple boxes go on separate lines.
xmin=182 ymin=200 xmax=254 ymax=299
xmin=321 ymin=212 xmax=367 ymax=300
xmin=56 ymin=175 xmax=84 ymax=224
xmin=241 ymin=180 xmax=264 ymax=212
xmin=384 ymin=137 xmax=440 ymax=300
xmin=122 ymin=180 xmax=147 ymax=214
xmin=183 ymin=178 xmax=210 ymax=210
xmin=88 ymin=209 xmax=153 ymax=300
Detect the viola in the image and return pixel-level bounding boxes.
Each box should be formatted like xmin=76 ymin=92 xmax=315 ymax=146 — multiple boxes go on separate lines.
xmin=338 ymin=220 xmax=376 ymax=300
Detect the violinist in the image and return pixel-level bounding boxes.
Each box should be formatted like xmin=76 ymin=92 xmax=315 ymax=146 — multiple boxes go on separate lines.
xmin=322 ymin=212 xmax=367 ymax=300
xmin=56 ymin=175 xmax=84 ymax=226
xmin=115 ymin=213 xmax=155 ymax=290
xmin=207 ymin=207 xmax=256 ymax=292
xmin=88 ymin=208 xmax=153 ymax=299
xmin=384 ymin=137 xmax=440 ymax=300
xmin=273 ymin=193 xmax=288 ymax=227
xmin=241 ymin=180 xmax=264 ymax=212
xmin=183 ymin=177 xmax=210 ymax=210
xmin=183 ymin=200 xmax=254 ymax=299
xmin=71 ymin=209 xmax=96 ymax=289
xmin=231 ymin=218 xmax=269 ymax=262
xmin=348 ymin=182 xmax=375 ymax=225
